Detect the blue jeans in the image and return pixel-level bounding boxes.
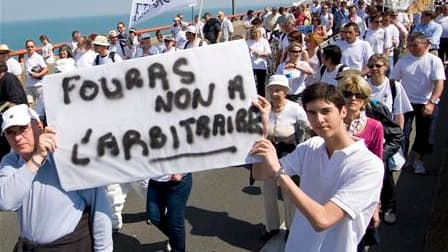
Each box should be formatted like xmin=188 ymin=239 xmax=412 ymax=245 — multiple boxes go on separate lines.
xmin=146 ymin=173 xmax=192 ymax=252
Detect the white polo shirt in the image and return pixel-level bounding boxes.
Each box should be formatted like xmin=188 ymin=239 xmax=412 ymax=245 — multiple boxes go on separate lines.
xmin=391 ymin=53 xmax=445 ymax=104
xmin=280 ymin=137 xmax=384 ymax=252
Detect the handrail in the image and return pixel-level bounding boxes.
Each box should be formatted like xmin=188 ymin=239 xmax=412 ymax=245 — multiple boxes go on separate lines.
xmin=9 ymin=8 xmax=266 ymax=61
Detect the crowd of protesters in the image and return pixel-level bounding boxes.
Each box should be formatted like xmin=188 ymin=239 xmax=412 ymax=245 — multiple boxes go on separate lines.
xmin=0 ymin=1 xmax=446 ymax=251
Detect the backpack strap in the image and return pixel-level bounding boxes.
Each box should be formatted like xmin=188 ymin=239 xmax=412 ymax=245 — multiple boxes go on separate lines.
xmin=337 ymin=64 xmax=347 ymax=74
xmin=319 ymin=65 xmax=327 ymax=78
xmin=94 ymin=54 xmax=100 ymax=65
xmin=389 ymin=79 xmax=397 ymax=102
xmin=109 ymin=51 xmax=116 ymax=63
xmin=183 ymin=41 xmax=190 ymax=49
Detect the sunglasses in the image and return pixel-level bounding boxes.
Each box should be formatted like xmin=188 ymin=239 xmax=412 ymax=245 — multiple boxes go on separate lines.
xmin=368 ymin=63 xmax=384 ymax=68
xmin=342 ymin=91 xmax=367 ymax=99
xmin=373 ymin=20 xmax=382 ymax=23
xmin=289 ymin=50 xmax=302 ymax=53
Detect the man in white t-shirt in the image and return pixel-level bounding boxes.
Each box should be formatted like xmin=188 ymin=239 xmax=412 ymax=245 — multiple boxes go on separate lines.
xmin=24 ymin=39 xmax=48 ymax=103
xmin=217 ymin=11 xmax=234 ymax=42
xmin=319 ymin=45 xmax=349 ymax=86
xmin=335 ymin=22 xmax=373 ymax=73
xmin=251 ymin=83 xmax=384 ymax=252
xmin=391 ymin=33 xmax=445 ymax=174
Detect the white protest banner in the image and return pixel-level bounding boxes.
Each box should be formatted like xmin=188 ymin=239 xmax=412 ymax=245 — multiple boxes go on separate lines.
xmin=128 ymin=0 xmax=197 ymax=28
xmin=43 ymin=40 xmax=261 ymax=191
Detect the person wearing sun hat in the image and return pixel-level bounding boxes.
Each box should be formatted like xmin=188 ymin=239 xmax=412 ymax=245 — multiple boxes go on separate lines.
xmin=0 ymin=104 xmax=113 ymax=251
xmin=0 ymin=44 xmax=22 ymax=77
xmin=260 ymin=74 xmax=309 ymax=241
xmin=183 ymin=25 xmax=207 ymax=49
xmin=92 ymin=35 xmax=122 ymax=65
xmin=162 ymin=35 xmax=178 ymax=53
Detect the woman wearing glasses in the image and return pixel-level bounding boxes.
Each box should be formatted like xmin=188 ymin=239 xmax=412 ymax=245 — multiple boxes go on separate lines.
xmin=366 ymin=54 xmax=412 ymax=226
xmin=275 ymin=42 xmax=313 ymax=103
xmin=338 ymin=74 xmax=384 ymax=251
xmin=367 ymin=54 xmax=412 ymax=129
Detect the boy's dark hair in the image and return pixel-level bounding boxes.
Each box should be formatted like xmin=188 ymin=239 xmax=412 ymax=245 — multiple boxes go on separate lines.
xmin=302 ymin=83 xmax=346 ymax=111
xmin=322 ymin=45 xmax=342 ymax=65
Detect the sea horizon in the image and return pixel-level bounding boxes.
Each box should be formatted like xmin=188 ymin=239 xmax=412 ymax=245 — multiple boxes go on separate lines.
xmin=1 ymin=3 xmax=283 ymax=52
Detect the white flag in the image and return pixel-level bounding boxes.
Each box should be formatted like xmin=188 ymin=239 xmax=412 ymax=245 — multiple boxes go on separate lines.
xmin=129 ymin=0 xmax=197 ymax=28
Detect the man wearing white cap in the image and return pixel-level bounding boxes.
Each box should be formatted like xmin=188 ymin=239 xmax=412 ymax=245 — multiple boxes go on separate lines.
xmin=183 ymin=26 xmax=207 ymax=49
xmin=0 ymin=44 xmax=22 ymax=77
xmin=0 ymin=104 xmax=113 ymax=251
xmin=93 ymin=35 xmax=123 ymax=65
xmin=107 ymin=30 xmax=125 ymax=59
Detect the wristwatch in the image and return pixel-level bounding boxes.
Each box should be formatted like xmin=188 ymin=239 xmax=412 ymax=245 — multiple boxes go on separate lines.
xmin=429 ymin=98 xmax=440 ymax=104
xmin=275 ymin=166 xmax=287 ymax=177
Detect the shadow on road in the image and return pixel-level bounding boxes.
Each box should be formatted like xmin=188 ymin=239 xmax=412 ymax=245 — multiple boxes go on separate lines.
xmin=113 ymin=232 xmax=166 ymax=252
xmin=185 ymin=206 xmax=265 ymax=252
xmin=123 ymin=212 xmax=147 ymax=224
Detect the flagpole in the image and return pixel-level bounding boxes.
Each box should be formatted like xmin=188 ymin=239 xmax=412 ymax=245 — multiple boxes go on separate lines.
xmin=195 ymin=0 xmax=205 ymax=40
xmin=232 ymin=0 xmax=235 ymax=15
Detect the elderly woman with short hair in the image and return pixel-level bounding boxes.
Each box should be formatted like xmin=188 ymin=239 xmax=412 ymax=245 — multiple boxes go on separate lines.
xmin=261 ymin=74 xmax=308 ymax=241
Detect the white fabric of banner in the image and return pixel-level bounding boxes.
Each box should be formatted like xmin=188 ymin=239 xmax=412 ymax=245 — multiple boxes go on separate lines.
xmin=43 ymin=40 xmax=261 ymax=191
xmin=128 ymin=0 xmax=197 ymax=28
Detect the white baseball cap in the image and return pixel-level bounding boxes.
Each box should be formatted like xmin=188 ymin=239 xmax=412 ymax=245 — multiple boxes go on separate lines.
xmin=186 ymin=26 xmax=197 ymax=34
xmin=266 ymin=75 xmax=290 ymax=90
xmin=1 ymin=104 xmax=40 ymax=133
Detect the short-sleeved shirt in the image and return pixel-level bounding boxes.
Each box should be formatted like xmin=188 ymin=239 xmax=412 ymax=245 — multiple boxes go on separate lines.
xmin=368 ymin=77 xmax=413 ymax=115
xmin=280 ymin=137 xmax=384 ymax=252
xmin=276 ymin=61 xmax=310 ymax=95
xmin=24 ymin=52 xmax=47 ymax=87
xmin=391 ymin=53 xmax=445 ymax=104
xmin=335 ymin=39 xmax=373 ymax=70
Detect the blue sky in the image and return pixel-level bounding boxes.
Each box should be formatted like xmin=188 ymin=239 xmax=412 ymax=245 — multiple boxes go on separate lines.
xmin=1 ymin=0 xmax=293 ymax=22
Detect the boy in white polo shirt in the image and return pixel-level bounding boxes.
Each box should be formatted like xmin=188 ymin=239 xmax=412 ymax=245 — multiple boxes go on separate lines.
xmin=251 ymin=83 xmax=384 ymax=252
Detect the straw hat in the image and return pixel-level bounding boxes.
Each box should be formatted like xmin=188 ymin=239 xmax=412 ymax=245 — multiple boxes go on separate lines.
xmin=93 ymin=35 xmax=110 ymax=46
xmin=0 ymin=44 xmax=12 ymax=53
